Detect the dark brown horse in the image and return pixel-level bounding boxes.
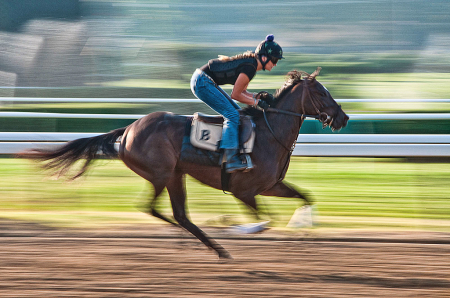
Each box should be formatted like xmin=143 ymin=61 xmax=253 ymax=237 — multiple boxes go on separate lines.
xmin=23 ymin=68 xmax=349 ymax=259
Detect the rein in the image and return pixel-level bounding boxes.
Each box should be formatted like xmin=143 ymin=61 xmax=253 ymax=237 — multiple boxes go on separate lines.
xmin=262 ymin=110 xmax=292 ymax=152
xmin=266 ymin=107 xmax=319 ymax=119
xmin=262 ymin=108 xmax=317 ymax=152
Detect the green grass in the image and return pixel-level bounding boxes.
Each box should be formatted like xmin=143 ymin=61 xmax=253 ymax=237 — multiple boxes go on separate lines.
xmin=1 ymin=157 xmax=449 ymax=231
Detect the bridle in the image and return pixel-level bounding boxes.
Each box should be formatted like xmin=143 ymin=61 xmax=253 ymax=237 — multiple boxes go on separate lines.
xmin=262 ymin=79 xmax=338 ymax=152
xmin=300 ymin=79 xmax=338 ymax=129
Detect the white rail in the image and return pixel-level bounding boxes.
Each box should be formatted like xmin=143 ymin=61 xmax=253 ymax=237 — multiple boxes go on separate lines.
xmin=1 ymin=98 xmax=449 ymax=156
xmin=1 ymin=97 xmax=450 ymax=103
xmin=0 ymin=97 xmax=203 ymax=103
xmin=2 ymin=133 xmax=449 ymax=157
xmin=0 ymin=112 xmax=144 ymax=119
xmin=294 ymin=134 xmax=450 ymax=157
xmin=0 ymin=132 xmax=100 ymax=141
xmin=293 ymin=144 xmax=450 ymax=157
xmin=2 ymin=132 xmax=448 ymax=144
xmin=296 ymin=134 xmax=450 ymax=144
xmin=1 ymin=111 xmax=450 ymax=120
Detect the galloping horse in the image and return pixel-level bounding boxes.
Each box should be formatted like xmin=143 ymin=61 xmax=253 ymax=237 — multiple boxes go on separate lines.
xmin=23 ymin=68 xmax=349 ymax=259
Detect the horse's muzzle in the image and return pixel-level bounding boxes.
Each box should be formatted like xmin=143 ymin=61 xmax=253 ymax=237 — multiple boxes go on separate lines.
xmin=331 ymin=113 xmax=349 ymax=131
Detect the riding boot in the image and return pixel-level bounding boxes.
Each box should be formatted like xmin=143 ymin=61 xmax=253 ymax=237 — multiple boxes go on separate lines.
xmin=224 ymin=149 xmax=248 ymax=173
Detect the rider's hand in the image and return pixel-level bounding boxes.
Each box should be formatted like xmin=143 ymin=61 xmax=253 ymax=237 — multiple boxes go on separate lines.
xmin=257 ymin=99 xmax=270 ymax=110
xmin=257 ymin=91 xmax=275 ymax=106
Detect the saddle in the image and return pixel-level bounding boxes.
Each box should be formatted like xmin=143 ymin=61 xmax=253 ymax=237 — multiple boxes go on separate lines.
xmin=190 ymin=112 xmax=255 ymax=153
xmin=179 ymin=112 xmax=255 ymax=192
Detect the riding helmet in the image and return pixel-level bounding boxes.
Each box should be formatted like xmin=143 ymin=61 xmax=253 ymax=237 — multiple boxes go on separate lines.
xmin=255 ymin=34 xmax=284 ymax=59
xmin=255 ymin=34 xmax=284 ymax=70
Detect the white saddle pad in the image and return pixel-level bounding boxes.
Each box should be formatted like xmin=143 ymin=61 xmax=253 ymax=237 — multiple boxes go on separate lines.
xmin=190 ymin=117 xmax=255 ymax=153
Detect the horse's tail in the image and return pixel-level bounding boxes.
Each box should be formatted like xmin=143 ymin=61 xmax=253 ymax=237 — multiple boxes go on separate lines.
xmin=20 ymin=127 xmax=127 ymax=179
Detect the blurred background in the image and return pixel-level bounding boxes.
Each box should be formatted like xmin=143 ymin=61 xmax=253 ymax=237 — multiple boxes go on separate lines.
xmin=0 ymin=0 xmax=449 ymax=231
xmin=1 ymin=0 xmax=449 ymax=97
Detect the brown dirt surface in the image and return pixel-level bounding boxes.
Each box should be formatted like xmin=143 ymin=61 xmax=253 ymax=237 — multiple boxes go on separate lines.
xmin=0 ymin=220 xmax=449 ymax=297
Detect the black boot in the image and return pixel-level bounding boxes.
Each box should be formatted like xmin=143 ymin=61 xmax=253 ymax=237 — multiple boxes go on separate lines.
xmin=224 ymin=149 xmax=248 ymax=173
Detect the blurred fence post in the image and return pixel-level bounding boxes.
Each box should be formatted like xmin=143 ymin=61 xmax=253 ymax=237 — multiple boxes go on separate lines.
xmin=0 ymin=71 xmax=16 ymax=97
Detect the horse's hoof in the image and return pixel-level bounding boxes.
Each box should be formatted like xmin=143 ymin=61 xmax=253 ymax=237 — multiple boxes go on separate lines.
xmin=218 ymin=250 xmax=233 ymax=260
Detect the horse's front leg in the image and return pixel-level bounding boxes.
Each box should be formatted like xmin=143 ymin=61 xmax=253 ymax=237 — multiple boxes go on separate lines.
xmin=260 ymin=181 xmax=313 ymax=205
xmin=260 ymin=181 xmax=315 ymax=227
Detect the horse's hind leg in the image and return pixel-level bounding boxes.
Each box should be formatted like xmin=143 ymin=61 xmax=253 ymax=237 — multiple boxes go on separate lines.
xmin=167 ymin=170 xmax=232 ymax=259
xmin=260 ymin=181 xmax=313 ymax=205
xmin=147 ymin=183 xmax=179 ymax=227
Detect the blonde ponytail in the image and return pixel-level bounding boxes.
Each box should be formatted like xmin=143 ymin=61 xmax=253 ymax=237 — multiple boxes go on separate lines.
xmin=218 ymin=55 xmax=231 ymax=61
xmin=217 ymin=51 xmax=255 ymax=61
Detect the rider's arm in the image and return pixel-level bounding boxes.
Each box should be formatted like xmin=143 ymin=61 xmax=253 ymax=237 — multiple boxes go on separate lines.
xmin=231 ymin=73 xmax=259 ymax=106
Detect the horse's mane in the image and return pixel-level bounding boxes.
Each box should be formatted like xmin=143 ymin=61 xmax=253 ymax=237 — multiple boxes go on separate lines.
xmin=274 ymin=70 xmax=309 ymax=100
xmin=243 ymin=70 xmax=309 ymax=117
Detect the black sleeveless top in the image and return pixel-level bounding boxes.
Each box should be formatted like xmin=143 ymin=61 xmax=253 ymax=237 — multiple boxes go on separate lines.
xmin=200 ymin=57 xmax=258 ymax=86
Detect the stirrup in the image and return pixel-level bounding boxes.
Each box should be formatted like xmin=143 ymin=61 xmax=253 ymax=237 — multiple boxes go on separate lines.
xmin=223 ymin=150 xmax=253 ymax=173
xmin=225 ymin=162 xmax=247 ymax=173
xmin=242 ymin=154 xmax=253 ymax=172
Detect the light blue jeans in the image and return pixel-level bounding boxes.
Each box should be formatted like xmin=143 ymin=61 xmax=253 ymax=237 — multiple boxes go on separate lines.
xmin=190 ymin=69 xmax=241 ymax=149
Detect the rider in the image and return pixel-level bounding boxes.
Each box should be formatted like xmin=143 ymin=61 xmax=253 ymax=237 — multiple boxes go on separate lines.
xmin=190 ymin=34 xmax=284 ymax=173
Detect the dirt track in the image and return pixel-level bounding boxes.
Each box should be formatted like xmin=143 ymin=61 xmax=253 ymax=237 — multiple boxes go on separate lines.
xmin=0 ymin=221 xmax=449 ymax=297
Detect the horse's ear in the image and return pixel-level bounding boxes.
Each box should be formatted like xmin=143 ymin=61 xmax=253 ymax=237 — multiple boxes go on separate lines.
xmin=308 ymin=67 xmax=322 ymax=80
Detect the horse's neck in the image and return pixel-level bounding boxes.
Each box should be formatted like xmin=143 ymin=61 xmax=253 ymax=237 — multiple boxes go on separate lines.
xmin=276 ymin=84 xmax=304 ymax=114
xmin=256 ymin=98 xmax=303 ymax=153
xmin=273 ymin=88 xmax=304 ymax=143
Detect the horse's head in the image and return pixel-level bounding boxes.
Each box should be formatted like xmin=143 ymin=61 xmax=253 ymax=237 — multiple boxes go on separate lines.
xmin=302 ymin=67 xmax=349 ymax=131
xmin=275 ymin=68 xmax=349 ymax=131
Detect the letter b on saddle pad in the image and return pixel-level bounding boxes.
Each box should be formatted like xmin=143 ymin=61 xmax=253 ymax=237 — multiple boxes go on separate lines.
xmin=190 ymin=112 xmax=255 ymax=153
